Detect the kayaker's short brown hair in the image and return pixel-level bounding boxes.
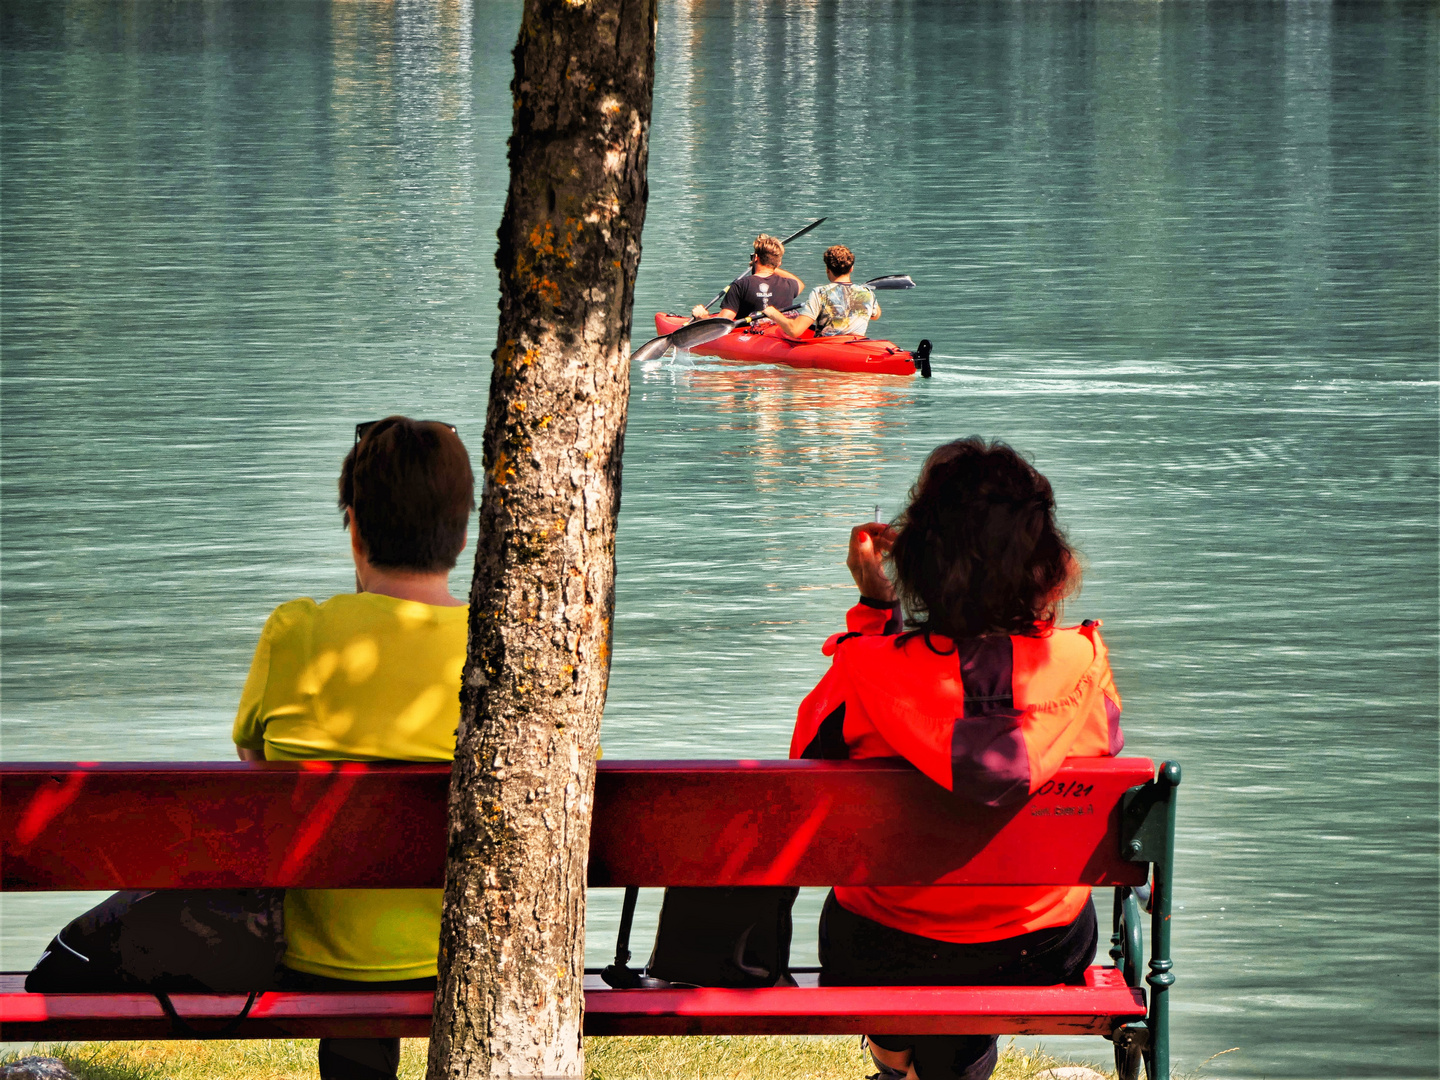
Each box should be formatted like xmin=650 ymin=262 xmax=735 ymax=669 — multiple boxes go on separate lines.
xmin=823 ymin=245 xmax=855 ymax=274
xmin=891 ymin=438 xmax=1077 ymax=640
xmin=753 ymin=234 xmax=785 ymax=267
xmin=339 ymin=416 xmax=475 ymax=573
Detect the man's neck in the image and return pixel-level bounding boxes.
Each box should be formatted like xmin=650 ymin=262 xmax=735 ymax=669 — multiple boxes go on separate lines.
xmin=358 ymin=565 xmax=465 ymax=607
xmin=753 ymin=264 xmax=776 ymax=277
xmin=828 ymin=273 xmax=853 ymax=284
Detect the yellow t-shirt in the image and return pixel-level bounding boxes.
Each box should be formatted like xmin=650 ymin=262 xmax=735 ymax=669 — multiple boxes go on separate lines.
xmin=233 ymin=592 xmax=467 ymax=982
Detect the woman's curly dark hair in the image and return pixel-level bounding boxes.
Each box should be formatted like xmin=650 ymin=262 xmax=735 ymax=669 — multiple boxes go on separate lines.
xmin=890 ymin=438 xmax=1077 ymax=640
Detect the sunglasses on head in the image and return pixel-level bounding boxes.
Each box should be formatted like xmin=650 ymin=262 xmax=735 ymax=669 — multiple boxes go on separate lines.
xmin=354 ymin=419 xmax=458 ymax=446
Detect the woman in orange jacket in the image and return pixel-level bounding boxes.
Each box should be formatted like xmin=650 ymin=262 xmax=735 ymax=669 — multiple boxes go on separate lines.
xmin=791 ymin=438 xmax=1124 ymax=1080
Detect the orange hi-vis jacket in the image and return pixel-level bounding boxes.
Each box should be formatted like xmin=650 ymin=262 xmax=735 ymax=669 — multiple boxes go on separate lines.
xmin=791 ymin=598 xmax=1124 ymax=944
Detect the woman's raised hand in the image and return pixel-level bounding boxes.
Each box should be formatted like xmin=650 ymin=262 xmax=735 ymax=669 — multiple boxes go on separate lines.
xmin=847 ymin=522 xmax=897 ymax=602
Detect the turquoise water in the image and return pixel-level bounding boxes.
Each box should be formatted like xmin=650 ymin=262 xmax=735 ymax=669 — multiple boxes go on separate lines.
xmin=2 ymin=2 xmax=1436 ymax=1075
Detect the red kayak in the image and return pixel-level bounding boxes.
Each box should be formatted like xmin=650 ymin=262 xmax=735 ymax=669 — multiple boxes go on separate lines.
xmin=652 ymin=313 xmax=931 ymax=377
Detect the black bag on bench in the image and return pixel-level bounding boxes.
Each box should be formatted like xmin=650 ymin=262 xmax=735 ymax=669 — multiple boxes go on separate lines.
xmin=643 ymin=886 xmax=800 ymax=988
xmin=25 ymin=889 xmax=285 ymax=1034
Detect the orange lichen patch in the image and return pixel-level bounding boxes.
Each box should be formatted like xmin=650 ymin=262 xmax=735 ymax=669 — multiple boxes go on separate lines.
xmin=527 ymin=218 xmax=583 ymax=268
xmin=491 ymin=449 xmax=516 ymax=486
xmin=537 ymin=277 xmax=561 ymax=305
xmin=495 ymin=339 xmax=544 ymax=376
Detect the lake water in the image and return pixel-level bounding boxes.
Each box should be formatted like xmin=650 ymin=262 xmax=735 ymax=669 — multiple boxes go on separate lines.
xmin=1 ymin=2 xmax=1436 ymax=1075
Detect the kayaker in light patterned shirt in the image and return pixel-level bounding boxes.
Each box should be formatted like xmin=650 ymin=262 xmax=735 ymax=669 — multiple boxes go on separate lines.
xmin=764 ymin=245 xmax=881 ymax=339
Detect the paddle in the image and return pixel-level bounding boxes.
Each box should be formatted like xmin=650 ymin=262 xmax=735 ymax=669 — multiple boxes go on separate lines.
xmin=629 ymin=315 xmax=735 ymax=364
xmin=856 ymin=274 xmax=915 ymax=291
xmin=700 ymin=217 xmax=828 ymax=312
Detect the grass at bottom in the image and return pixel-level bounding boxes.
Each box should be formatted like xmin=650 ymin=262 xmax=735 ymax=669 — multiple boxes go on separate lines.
xmin=3 ymin=1036 xmax=1110 ymax=1080
xmin=585 ymin=1036 xmax=1106 ymax=1079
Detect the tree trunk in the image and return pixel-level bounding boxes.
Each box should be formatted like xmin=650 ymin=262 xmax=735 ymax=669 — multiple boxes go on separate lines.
xmin=427 ymin=2 xmax=656 ymax=1077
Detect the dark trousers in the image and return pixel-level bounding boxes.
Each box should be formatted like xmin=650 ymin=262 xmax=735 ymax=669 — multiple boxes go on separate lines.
xmin=277 ymin=968 xmax=436 ymax=1080
xmin=818 ymin=891 xmax=1098 ymax=1080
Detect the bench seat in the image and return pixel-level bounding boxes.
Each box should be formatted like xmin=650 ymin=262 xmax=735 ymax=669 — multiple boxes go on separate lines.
xmin=0 ymin=970 xmax=1145 ymax=1040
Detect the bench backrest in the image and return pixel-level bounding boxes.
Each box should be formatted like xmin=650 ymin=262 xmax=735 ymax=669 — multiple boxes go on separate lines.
xmin=1 ymin=758 xmax=1154 ymax=891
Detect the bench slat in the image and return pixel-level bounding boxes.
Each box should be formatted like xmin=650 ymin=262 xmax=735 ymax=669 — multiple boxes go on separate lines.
xmin=0 ymin=969 xmax=1145 ymax=1040
xmin=592 ymin=758 xmax=1153 ymax=887
xmin=0 ymin=758 xmax=1153 ymax=890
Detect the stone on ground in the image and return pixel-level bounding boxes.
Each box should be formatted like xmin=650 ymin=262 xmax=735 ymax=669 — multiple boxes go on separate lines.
xmin=0 ymin=1058 xmax=76 ymax=1080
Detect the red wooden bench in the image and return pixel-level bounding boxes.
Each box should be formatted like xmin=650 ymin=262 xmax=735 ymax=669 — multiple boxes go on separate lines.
xmin=0 ymin=757 xmax=1178 ymax=1079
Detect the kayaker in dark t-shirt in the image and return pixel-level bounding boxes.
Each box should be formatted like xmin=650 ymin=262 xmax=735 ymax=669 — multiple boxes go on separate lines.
xmin=690 ymin=234 xmax=803 ymax=321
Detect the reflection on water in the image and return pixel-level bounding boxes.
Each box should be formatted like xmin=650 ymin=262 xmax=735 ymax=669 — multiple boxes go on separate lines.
xmin=2 ymin=2 xmax=1436 ymax=1076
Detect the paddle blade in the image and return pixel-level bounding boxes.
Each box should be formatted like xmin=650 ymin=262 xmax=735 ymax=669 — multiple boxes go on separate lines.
xmin=669 ymin=316 xmax=735 ymax=351
xmin=630 ymin=317 xmax=734 ymax=364
xmin=630 ymin=333 xmax=676 ymax=364
xmin=864 ymin=274 xmax=916 ymax=290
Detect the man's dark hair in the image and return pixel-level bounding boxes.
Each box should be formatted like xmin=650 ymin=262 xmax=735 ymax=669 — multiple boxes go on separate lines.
xmin=890 ymin=438 xmax=1076 ymax=640
xmin=823 ymin=244 xmax=854 ymax=275
xmin=753 ymin=234 xmax=785 ymax=268
xmin=338 ymin=416 xmax=474 ymax=573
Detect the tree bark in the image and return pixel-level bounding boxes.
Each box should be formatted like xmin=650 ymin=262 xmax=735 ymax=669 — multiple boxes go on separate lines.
xmin=427 ymin=2 xmax=656 ymax=1077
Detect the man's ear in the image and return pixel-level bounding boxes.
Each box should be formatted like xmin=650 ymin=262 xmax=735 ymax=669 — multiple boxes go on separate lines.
xmin=347 ymin=513 xmax=366 ymax=559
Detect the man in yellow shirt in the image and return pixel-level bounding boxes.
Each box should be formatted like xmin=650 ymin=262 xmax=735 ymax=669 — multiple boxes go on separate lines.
xmin=234 ymin=416 xmax=472 ymax=1080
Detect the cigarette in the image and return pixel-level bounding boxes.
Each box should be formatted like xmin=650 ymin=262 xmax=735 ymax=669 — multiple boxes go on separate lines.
xmin=873 ymin=504 xmax=883 ymax=524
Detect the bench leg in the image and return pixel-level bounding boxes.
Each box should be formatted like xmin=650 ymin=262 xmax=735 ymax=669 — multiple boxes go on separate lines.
xmin=1112 ymin=885 xmax=1147 ymax=1080
xmin=1109 ymin=889 xmax=1124 ymax=967
xmin=1144 ymin=762 xmax=1181 ymax=1079
xmin=600 ymin=887 xmax=643 ymax=989
xmin=1114 ymin=1026 xmax=1145 ymax=1080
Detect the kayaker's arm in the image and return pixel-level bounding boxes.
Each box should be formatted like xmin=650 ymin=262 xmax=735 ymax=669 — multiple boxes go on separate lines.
xmin=763 ymin=305 xmax=814 ymax=338
xmin=772 ymin=267 xmax=805 ymax=291
xmin=694 ymin=272 xmax=750 ymax=321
